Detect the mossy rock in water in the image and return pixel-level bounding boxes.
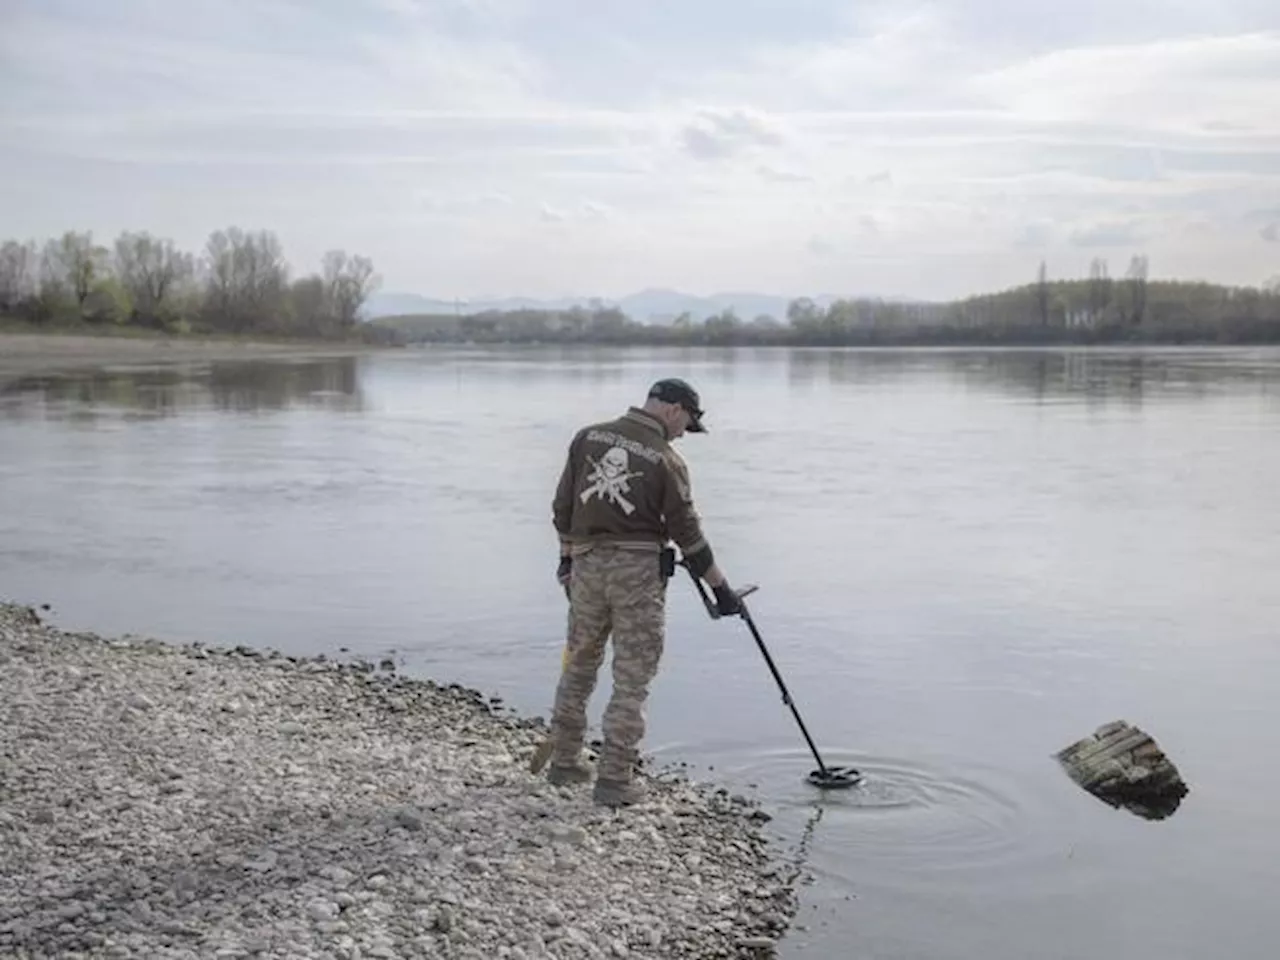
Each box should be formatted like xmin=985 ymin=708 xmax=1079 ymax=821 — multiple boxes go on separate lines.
xmin=1055 ymin=719 xmax=1189 ymax=820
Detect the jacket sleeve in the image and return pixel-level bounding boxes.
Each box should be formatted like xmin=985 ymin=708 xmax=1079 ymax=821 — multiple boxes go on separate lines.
xmin=552 ymin=430 xmax=582 ymax=544
xmin=661 ymin=450 xmax=711 ymax=568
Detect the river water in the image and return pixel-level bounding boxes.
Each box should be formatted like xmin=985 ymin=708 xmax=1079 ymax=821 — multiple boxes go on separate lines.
xmin=3 ymin=344 xmax=1279 ymax=959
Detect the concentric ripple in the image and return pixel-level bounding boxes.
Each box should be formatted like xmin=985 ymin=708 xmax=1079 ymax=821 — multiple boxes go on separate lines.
xmin=649 ymin=742 xmax=1077 ymax=892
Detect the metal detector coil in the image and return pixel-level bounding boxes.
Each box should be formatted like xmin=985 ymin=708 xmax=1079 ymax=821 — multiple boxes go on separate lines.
xmin=680 ymin=558 xmax=863 ymax=791
xmin=807 ymin=766 xmax=862 ymax=789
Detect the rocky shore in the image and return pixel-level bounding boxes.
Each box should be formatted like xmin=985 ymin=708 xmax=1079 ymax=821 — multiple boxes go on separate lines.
xmin=0 ymin=602 xmax=800 ymax=959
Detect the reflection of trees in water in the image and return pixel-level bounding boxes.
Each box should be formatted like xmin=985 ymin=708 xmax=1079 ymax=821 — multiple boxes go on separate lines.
xmin=0 ymin=357 xmax=365 ymax=420
xmin=388 ymin=344 xmax=720 ymax=393
xmin=205 ymin=357 xmax=362 ymax=413
xmin=784 ymin=348 xmax=1280 ymax=407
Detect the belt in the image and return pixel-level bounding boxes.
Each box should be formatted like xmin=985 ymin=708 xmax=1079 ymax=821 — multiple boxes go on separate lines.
xmin=570 ymin=539 xmax=663 ymax=556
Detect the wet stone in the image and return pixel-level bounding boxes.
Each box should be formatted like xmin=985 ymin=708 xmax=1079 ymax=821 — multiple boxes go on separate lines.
xmin=1055 ymin=719 xmax=1190 ymax=820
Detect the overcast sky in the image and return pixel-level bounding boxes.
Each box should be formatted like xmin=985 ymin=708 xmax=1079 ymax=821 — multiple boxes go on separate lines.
xmin=2 ymin=0 xmax=1277 ymax=301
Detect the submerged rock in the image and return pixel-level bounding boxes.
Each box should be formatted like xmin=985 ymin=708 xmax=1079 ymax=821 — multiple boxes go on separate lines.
xmin=1055 ymin=719 xmax=1189 ymax=820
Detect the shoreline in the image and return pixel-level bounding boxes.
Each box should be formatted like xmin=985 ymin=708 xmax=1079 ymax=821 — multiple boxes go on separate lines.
xmin=0 ymin=331 xmax=386 ymax=382
xmin=0 ymin=601 xmax=801 ymax=959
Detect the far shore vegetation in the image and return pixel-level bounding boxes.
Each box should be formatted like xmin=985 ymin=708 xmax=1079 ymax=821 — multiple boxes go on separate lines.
xmin=371 ymin=259 xmax=1280 ymax=347
xmin=0 ymin=228 xmax=395 ymax=346
xmin=3 ymin=228 xmax=1279 ymax=349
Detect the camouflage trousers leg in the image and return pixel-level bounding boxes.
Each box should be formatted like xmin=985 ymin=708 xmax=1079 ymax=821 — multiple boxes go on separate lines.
xmin=549 ymin=548 xmax=613 ymax=767
xmin=549 ymin=545 xmax=666 ymax=779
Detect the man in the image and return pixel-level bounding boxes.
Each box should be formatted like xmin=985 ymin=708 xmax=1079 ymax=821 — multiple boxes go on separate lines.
xmin=547 ymin=377 xmax=744 ymax=807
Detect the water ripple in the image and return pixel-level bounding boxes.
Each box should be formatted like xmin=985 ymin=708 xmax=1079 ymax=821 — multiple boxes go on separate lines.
xmin=652 ymin=743 xmax=1073 ymax=890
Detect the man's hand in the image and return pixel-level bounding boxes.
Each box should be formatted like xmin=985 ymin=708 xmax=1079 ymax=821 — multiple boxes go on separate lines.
xmin=712 ymin=582 xmax=743 ymax=617
xmin=557 ymin=555 xmax=572 ymax=597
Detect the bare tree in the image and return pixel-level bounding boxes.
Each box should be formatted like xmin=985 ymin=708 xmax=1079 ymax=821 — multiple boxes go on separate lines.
xmin=202 ymin=229 xmax=237 ymax=328
xmin=114 ymin=231 xmax=194 ymax=325
xmin=1088 ymin=257 xmax=1112 ymax=325
xmin=289 ymin=275 xmax=326 ymax=334
xmin=1036 ymin=260 xmax=1050 ymax=326
xmin=0 ymin=239 xmax=39 ymax=311
xmin=321 ymin=250 xmax=380 ymax=330
xmin=1126 ymin=254 xmax=1149 ymax=326
xmin=201 ymin=227 xmax=290 ymax=332
xmin=42 ymin=231 xmax=108 ymax=311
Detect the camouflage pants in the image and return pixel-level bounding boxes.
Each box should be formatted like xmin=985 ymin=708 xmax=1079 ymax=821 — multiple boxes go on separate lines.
xmin=550 ymin=544 xmax=666 ymax=782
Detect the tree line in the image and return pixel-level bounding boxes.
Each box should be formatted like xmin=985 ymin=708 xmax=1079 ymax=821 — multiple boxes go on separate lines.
xmin=376 ymin=257 xmax=1280 ymax=347
xmin=7 ymin=233 xmax=1276 ymax=347
xmin=0 ymin=228 xmax=391 ymax=343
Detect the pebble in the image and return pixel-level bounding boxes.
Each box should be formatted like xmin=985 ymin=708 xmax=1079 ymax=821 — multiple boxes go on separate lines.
xmin=306 ymin=900 xmax=340 ymax=922
xmin=0 ymin=602 xmax=800 ymax=959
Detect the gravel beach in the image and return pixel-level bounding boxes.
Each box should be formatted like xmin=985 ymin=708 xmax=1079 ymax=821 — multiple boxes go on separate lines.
xmin=0 ymin=602 xmax=801 ymax=959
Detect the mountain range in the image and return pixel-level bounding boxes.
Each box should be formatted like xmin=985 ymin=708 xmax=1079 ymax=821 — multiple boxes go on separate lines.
xmin=363 ymin=288 xmax=899 ymax=324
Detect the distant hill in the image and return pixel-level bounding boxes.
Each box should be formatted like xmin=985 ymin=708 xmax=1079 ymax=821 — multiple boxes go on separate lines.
xmin=362 ymin=288 xmax=892 ymax=324
xmin=365 ymin=275 xmax=1280 ymax=347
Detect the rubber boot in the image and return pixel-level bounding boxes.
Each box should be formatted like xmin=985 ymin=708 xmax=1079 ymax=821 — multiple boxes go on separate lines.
xmin=593 ymin=740 xmax=645 ymax=806
xmin=547 ymin=758 xmax=593 ymax=786
xmin=593 ymin=776 xmax=648 ymax=807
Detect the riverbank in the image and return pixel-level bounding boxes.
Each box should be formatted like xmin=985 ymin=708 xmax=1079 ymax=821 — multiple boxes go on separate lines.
xmin=0 ymin=330 xmax=385 ymax=382
xmin=0 ymin=602 xmax=799 ymax=960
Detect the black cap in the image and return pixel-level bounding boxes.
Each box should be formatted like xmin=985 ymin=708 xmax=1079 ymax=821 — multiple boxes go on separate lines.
xmin=648 ymin=377 xmax=707 ymax=432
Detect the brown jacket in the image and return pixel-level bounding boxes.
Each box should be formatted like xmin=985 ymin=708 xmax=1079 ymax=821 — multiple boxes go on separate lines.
xmin=552 ymin=407 xmax=709 ymax=559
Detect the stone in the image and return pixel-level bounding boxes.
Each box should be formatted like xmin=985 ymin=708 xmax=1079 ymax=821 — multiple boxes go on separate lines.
xmin=0 ymin=601 xmax=802 ymax=960
xmin=392 ymin=808 xmax=423 ymax=831
xmin=1055 ymin=719 xmax=1189 ymax=819
xmin=307 ymin=899 xmax=340 ymax=922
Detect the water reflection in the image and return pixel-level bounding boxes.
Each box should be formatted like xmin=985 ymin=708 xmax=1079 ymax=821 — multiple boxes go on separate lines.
xmin=390 ymin=343 xmax=711 ymax=389
xmin=382 ymin=343 xmax=1280 ymax=407
xmin=0 ymin=357 xmax=366 ymax=420
xmin=1100 ymin=785 xmax=1188 ymax=822
xmin=784 ymin=347 xmax=1280 ymax=406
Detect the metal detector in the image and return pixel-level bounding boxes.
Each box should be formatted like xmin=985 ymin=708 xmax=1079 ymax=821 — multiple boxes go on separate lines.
xmin=683 ymin=561 xmax=862 ymax=790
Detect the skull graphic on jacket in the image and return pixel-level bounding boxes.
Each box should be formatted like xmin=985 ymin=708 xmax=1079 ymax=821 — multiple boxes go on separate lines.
xmin=579 ymin=446 xmax=643 ymax=515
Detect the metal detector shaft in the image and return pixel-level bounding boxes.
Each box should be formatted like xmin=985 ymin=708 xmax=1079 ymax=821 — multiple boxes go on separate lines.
xmin=737 ymin=606 xmax=831 ymax=777
xmin=680 ymin=562 xmax=831 ymax=777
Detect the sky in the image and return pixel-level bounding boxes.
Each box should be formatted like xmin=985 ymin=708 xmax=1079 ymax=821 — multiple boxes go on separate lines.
xmin=2 ymin=0 xmax=1278 ymax=302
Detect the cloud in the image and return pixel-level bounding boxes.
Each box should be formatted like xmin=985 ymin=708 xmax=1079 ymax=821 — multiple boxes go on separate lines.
xmin=757 ymin=165 xmax=812 ymax=183
xmin=580 ymin=200 xmax=613 ymax=220
xmin=1070 ymin=220 xmax=1149 ymax=248
xmin=5 ymin=109 xmax=646 ymax=169
xmin=679 ymin=108 xmax=784 ymax=160
xmin=1014 ymin=221 xmax=1054 ymax=249
xmin=1263 ymin=222 xmax=1280 ymax=243
xmin=0 ymin=2 xmax=551 ymax=122
xmin=806 ymin=236 xmax=838 ymax=258
xmin=968 ymin=32 xmax=1280 ymax=134
xmin=539 ymin=202 xmax=567 ymax=222
xmin=2 ymin=0 xmax=1279 ymax=302
xmin=415 ymin=190 xmax=514 ymax=213
xmin=691 ymin=6 xmax=978 ymax=113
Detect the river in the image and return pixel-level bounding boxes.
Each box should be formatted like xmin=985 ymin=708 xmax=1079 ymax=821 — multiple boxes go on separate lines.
xmin=3 ymin=343 xmax=1279 ymax=959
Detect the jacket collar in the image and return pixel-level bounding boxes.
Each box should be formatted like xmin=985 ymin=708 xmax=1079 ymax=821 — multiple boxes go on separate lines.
xmin=623 ymin=406 xmax=669 ymax=440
